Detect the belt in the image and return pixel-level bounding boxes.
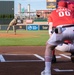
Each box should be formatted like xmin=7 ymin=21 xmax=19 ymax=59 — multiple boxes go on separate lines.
xmin=62 ymin=24 xmax=74 ymax=28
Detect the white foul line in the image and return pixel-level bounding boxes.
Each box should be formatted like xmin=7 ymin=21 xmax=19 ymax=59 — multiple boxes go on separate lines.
xmin=54 ymin=68 xmax=74 ymax=72
xmin=60 ymin=54 xmax=71 ymax=59
xmin=4 ymin=60 xmax=43 ymax=62
xmin=34 ymin=54 xmax=44 ymax=61
xmin=0 ymin=54 xmax=5 ymax=62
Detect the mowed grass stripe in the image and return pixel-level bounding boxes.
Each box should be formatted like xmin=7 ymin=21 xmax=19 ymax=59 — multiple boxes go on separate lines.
xmin=0 ymin=30 xmax=49 ymax=46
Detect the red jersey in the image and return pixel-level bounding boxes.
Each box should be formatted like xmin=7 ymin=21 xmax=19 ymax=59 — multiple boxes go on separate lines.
xmin=48 ymin=7 xmax=73 ymax=28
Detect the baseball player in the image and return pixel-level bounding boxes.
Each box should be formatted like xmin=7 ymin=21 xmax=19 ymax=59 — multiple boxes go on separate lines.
xmin=7 ymin=18 xmax=17 ymax=33
xmin=41 ymin=1 xmax=74 ymax=75
xmin=52 ymin=0 xmax=74 ymax=63
xmin=55 ymin=1 xmax=74 ymax=63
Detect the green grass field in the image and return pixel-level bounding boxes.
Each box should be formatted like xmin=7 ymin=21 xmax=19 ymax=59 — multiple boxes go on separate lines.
xmin=0 ymin=30 xmax=49 ymax=46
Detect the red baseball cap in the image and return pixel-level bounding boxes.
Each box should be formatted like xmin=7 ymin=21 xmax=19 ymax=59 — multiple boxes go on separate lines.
xmin=58 ymin=1 xmax=67 ymax=7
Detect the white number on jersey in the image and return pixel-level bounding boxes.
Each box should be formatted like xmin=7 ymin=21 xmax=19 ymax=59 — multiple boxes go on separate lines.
xmin=59 ymin=11 xmax=70 ymax=17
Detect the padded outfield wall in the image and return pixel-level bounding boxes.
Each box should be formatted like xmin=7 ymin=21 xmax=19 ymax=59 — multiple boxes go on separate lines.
xmin=0 ymin=24 xmax=49 ymax=30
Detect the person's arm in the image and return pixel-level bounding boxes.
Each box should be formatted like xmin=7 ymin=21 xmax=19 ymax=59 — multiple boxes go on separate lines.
xmin=48 ymin=22 xmax=53 ymax=37
xmin=48 ymin=14 xmax=53 ymax=37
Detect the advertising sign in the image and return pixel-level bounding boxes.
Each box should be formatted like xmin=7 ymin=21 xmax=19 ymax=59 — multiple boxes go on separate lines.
xmin=27 ymin=25 xmax=38 ymax=30
xmin=46 ymin=0 xmax=57 ymax=9
xmin=39 ymin=25 xmax=49 ymax=30
xmin=15 ymin=25 xmax=26 ymax=30
xmin=25 ymin=19 xmax=33 ymax=24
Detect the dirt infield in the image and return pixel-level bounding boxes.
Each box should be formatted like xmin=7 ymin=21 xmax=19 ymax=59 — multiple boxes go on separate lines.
xmin=0 ymin=33 xmax=38 ymax=38
xmin=0 ymin=32 xmax=74 ymax=75
xmin=0 ymin=46 xmax=74 ymax=75
xmin=0 ymin=46 xmax=45 ymax=75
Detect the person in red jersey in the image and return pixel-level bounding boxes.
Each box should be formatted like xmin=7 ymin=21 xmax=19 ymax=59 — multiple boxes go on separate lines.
xmin=55 ymin=0 xmax=74 ymax=63
xmin=41 ymin=1 xmax=74 ymax=75
xmin=52 ymin=1 xmax=74 ymax=63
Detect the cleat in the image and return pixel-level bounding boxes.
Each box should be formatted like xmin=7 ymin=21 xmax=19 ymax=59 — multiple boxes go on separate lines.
xmin=71 ymin=53 xmax=74 ymax=63
xmin=52 ymin=55 xmax=56 ymax=63
xmin=41 ymin=70 xmax=51 ymax=75
xmin=6 ymin=30 xmax=8 ymax=33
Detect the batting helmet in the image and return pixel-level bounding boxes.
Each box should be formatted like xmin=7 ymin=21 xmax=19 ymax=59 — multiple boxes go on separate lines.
xmin=58 ymin=1 xmax=67 ymax=7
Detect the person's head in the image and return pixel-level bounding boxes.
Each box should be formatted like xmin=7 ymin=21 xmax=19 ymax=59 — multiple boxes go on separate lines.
xmin=68 ymin=2 xmax=74 ymax=11
xmin=58 ymin=1 xmax=67 ymax=8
